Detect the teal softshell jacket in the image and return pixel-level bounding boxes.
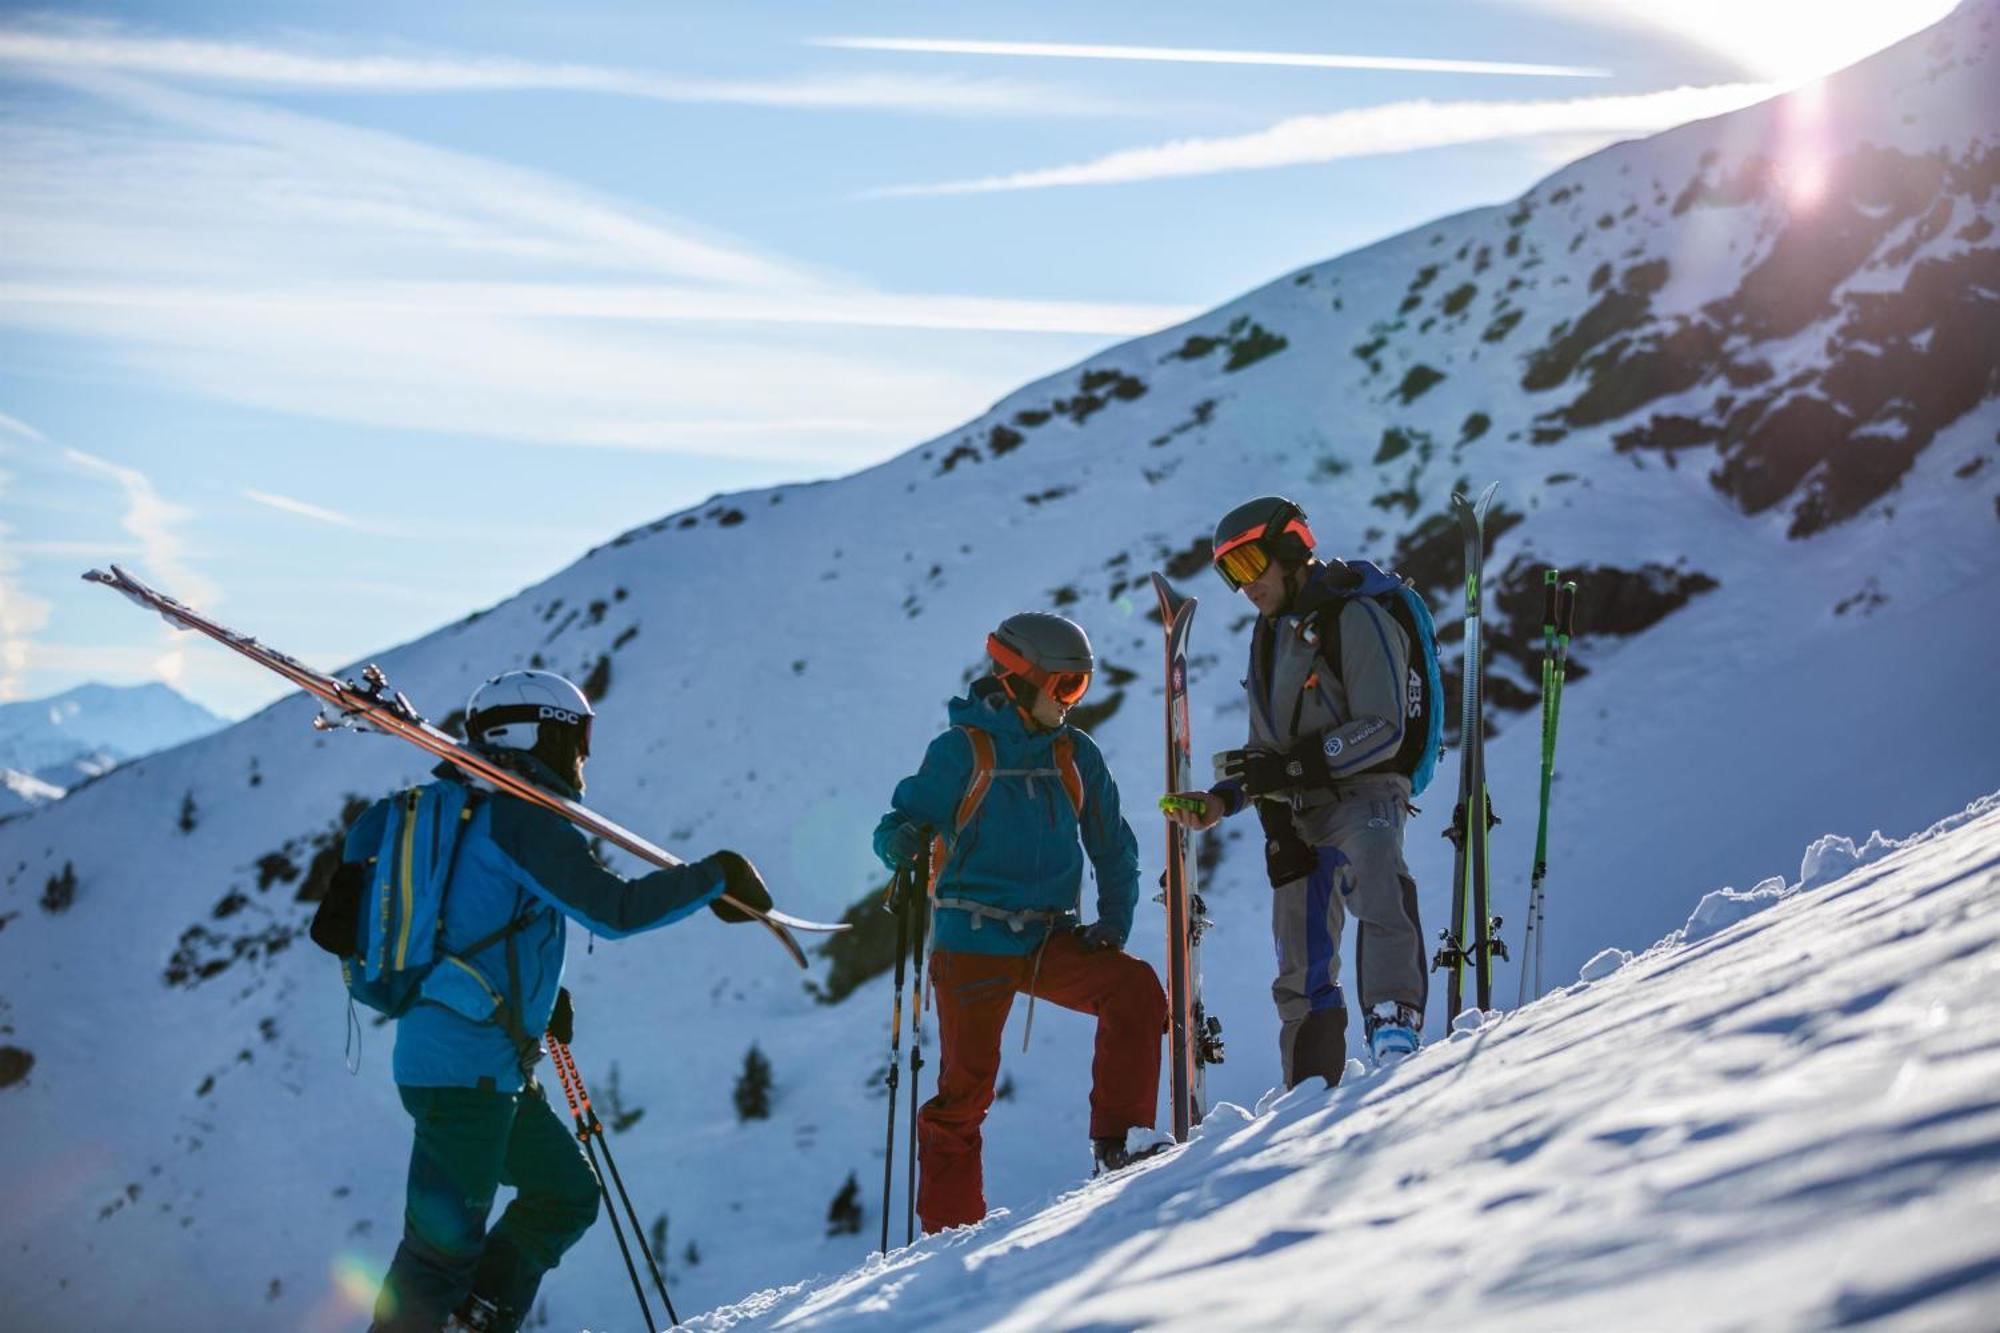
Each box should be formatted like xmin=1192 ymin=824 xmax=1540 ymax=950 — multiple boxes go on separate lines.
xmin=873 ymin=680 xmax=1141 ymax=956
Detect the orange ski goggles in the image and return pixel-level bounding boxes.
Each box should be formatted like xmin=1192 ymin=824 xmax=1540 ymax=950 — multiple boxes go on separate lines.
xmin=986 ymin=634 xmax=1092 ymax=705
xmin=1212 ymin=516 xmax=1314 ymax=590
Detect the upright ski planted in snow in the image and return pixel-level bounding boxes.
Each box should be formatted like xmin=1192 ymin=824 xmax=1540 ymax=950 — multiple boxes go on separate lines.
xmin=1151 ymin=572 xmax=1222 ymax=1142
xmin=1434 ymin=484 xmax=1507 ymax=1023
xmin=84 ymin=564 xmax=845 ymax=968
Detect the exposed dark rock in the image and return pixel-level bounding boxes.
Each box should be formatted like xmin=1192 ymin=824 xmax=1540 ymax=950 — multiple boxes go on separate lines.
xmin=1394 ymin=364 xmax=1446 ymax=404
xmin=1522 ymin=259 xmax=1670 ymax=392
xmin=0 ymin=1046 xmax=32 ymax=1090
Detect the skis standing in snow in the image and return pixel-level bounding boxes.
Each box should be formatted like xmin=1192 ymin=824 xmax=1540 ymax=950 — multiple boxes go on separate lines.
xmin=1436 ymin=484 xmax=1506 ymax=1024
xmin=873 ymin=613 xmax=1167 ymax=1233
xmin=1150 ymin=573 xmax=1223 ymax=1141
xmin=1166 ymin=497 xmax=1435 ymax=1081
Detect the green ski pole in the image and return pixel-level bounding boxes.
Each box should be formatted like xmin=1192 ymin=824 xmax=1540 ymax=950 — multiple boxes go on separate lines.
xmin=1519 ymin=570 xmax=1560 ymax=1006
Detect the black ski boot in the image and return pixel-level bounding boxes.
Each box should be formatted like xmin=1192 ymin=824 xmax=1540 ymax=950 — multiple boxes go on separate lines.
xmin=1092 ymin=1129 xmax=1172 ymax=1176
xmin=445 ymin=1294 xmax=508 ymax=1332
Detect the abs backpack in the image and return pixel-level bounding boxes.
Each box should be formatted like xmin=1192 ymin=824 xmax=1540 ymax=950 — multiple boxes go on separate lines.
xmin=1312 ymin=569 xmax=1446 ymax=796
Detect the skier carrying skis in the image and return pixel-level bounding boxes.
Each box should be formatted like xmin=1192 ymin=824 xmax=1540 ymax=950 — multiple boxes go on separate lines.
xmin=343 ymin=670 xmax=774 ymax=1333
xmin=1166 ymin=497 xmax=1430 ymax=1084
xmin=874 ymin=613 xmax=1167 ymax=1233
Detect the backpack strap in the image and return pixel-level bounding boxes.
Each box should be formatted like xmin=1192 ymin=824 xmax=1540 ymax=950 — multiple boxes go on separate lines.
xmin=953 ymin=725 xmax=996 ymax=834
xmin=1051 ymin=733 xmax=1085 ymax=821
xmin=925 ymin=725 xmax=1087 ymax=896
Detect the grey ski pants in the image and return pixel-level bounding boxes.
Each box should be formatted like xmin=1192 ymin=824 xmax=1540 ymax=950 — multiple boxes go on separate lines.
xmin=1271 ymin=779 xmax=1426 ymax=1086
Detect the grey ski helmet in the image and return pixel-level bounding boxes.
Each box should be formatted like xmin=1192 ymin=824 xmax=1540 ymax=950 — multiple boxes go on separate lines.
xmin=987 ymin=612 xmax=1094 ymax=703
xmin=1211 ymin=495 xmax=1316 ymax=589
xmin=465 ymin=669 xmax=595 ymax=756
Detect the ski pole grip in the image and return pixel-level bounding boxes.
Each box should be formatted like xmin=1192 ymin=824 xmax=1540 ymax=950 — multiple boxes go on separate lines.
xmin=1556 ymin=581 xmax=1578 ymax=638
xmin=1542 ymin=570 xmax=1559 ymax=632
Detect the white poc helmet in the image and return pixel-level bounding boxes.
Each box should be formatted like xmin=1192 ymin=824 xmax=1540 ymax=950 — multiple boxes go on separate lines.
xmin=465 ymin=670 xmax=594 ymax=756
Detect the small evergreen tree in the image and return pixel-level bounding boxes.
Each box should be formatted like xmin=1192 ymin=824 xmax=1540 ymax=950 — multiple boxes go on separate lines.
xmin=40 ymin=861 xmax=77 ymax=915
xmin=826 ymin=1171 xmax=863 ymax=1236
xmin=648 ymin=1214 xmax=668 ymax=1266
xmin=733 ymin=1042 xmax=773 ymax=1121
xmin=178 ymin=791 xmax=198 ymax=834
xmin=682 ymin=1240 xmax=701 ymax=1268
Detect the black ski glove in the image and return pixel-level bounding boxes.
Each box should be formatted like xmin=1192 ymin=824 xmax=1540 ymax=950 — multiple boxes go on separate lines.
xmin=1214 ymin=742 xmax=1331 ymax=798
xmin=549 ymin=987 xmax=574 ymax=1046
xmin=706 ymin=850 xmax=774 ymax=924
xmin=1078 ymin=920 xmax=1123 ymax=953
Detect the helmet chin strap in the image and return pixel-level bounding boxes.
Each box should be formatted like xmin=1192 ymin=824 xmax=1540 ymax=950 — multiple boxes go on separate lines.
xmin=1279 ymin=560 xmax=1312 ymax=614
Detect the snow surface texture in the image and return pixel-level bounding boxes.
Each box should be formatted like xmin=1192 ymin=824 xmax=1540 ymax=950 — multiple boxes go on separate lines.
xmin=0 ymin=5 xmax=1996 ymax=1328
xmin=696 ymin=792 xmax=2000 ymax=1331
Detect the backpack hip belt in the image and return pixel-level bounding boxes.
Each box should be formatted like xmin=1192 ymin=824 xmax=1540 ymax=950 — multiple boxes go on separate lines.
xmin=931 ymin=897 xmax=1073 ymax=934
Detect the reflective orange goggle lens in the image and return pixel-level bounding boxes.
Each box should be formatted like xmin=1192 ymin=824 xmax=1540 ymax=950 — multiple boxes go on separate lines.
xmin=1214 ymin=541 xmax=1271 ymax=590
xmin=986 ymin=634 xmax=1092 ymax=705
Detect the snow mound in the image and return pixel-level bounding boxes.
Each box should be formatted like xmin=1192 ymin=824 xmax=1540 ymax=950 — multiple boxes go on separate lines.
xmin=694 ymin=792 xmax=2000 ymax=1331
xmin=1576 ymin=947 xmax=1632 ymax=981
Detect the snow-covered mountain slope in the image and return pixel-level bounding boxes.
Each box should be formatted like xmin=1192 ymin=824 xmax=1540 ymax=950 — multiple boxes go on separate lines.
xmin=697 ymin=791 xmax=2000 ymax=1332
xmin=0 ymin=681 xmax=223 ymax=810
xmin=1 ymin=4 xmax=1995 ymax=1329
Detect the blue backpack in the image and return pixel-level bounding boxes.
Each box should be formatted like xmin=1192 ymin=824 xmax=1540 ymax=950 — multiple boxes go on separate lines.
xmin=1311 ymin=565 xmax=1447 ymax=796
xmin=315 ymin=782 xmax=534 ymax=1036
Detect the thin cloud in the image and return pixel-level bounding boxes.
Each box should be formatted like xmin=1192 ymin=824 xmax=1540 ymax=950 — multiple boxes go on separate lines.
xmin=0 ymin=467 xmax=54 ymax=699
xmin=814 ymin=36 xmax=1608 ymax=79
xmin=241 ymin=488 xmax=361 ymax=528
xmin=871 ymin=83 xmax=1774 ymax=195
xmin=0 ymin=21 xmax=1127 ymax=117
xmin=60 ymin=446 xmax=217 ymax=609
xmin=0 ymin=73 xmax=1163 ymax=463
xmin=0 ymin=410 xmax=49 ymax=445
xmin=0 ymin=280 xmax=1193 ymax=338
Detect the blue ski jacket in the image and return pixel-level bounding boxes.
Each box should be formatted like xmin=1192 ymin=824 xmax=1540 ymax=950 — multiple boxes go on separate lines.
xmin=873 ymin=680 xmax=1141 ymax=956
xmin=342 ymin=753 xmax=725 ymax=1092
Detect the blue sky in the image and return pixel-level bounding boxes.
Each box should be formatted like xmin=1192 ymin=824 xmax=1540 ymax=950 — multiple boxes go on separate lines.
xmin=0 ymin=0 xmax=1954 ymax=717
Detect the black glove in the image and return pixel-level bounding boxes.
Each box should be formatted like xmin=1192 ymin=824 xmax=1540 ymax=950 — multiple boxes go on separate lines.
xmin=549 ymin=987 xmax=574 ymax=1045
xmin=706 ymin=850 xmax=774 ymax=923
xmin=1078 ymin=920 xmax=1123 ymax=953
xmin=1214 ymin=742 xmax=1331 ymax=798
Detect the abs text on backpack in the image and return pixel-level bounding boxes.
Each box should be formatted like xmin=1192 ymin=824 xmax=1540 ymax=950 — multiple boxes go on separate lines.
xmin=1316 ymin=576 xmax=1447 ymax=796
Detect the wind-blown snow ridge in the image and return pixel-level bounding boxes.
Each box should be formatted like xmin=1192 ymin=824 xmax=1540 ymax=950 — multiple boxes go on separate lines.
xmin=693 ymin=791 xmax=2000 ymax=1331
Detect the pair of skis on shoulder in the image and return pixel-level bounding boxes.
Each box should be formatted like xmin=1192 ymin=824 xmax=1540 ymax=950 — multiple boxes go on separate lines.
xmin=84 ymin=565 xmax=846 ymax=968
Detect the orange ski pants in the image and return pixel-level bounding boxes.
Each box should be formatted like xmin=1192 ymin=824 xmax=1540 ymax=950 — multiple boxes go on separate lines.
xmin=916 ymin=928 xmax=1166 ymax=1233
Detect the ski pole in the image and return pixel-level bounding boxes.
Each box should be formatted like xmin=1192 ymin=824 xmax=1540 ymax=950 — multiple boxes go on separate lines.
xmin=905 ymin=834 xmax=933 ymax=1248
xmin=547 ymin=1038 xmax=654 ymax=1330
xmin=879 ymin=859 xmax=913 ymax=1255
xmin=550 ymin=1037 xmax=680 ymax=1328
xmin=1520 ymin=570 xmax=1561 ymax=1006
xmin=1536 ymin=581 xmax=1578 ymax=1001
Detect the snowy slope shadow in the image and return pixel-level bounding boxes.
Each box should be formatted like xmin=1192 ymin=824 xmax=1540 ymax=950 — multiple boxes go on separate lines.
xmin=692 ymin=796 xmax=2000 ymax=1332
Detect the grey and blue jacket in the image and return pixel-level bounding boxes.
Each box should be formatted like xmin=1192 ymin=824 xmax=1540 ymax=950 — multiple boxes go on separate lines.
xmin=1214 ymin=560 xmax=1414 ymax=816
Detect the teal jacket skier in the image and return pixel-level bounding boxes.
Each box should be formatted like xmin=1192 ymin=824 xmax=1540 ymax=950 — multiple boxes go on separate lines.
xmin=348 ymin=669 xmax=772 ymax=1333
xmin=875 ymin=613 xmax=1166 ymax=1233
xmin=871 ymin=684 xmax=1140 ymax=956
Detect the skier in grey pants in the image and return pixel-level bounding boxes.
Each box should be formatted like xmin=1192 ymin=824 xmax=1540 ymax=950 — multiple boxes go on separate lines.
xmin=1166 ymin=496 xmax=1428 ymax=1085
